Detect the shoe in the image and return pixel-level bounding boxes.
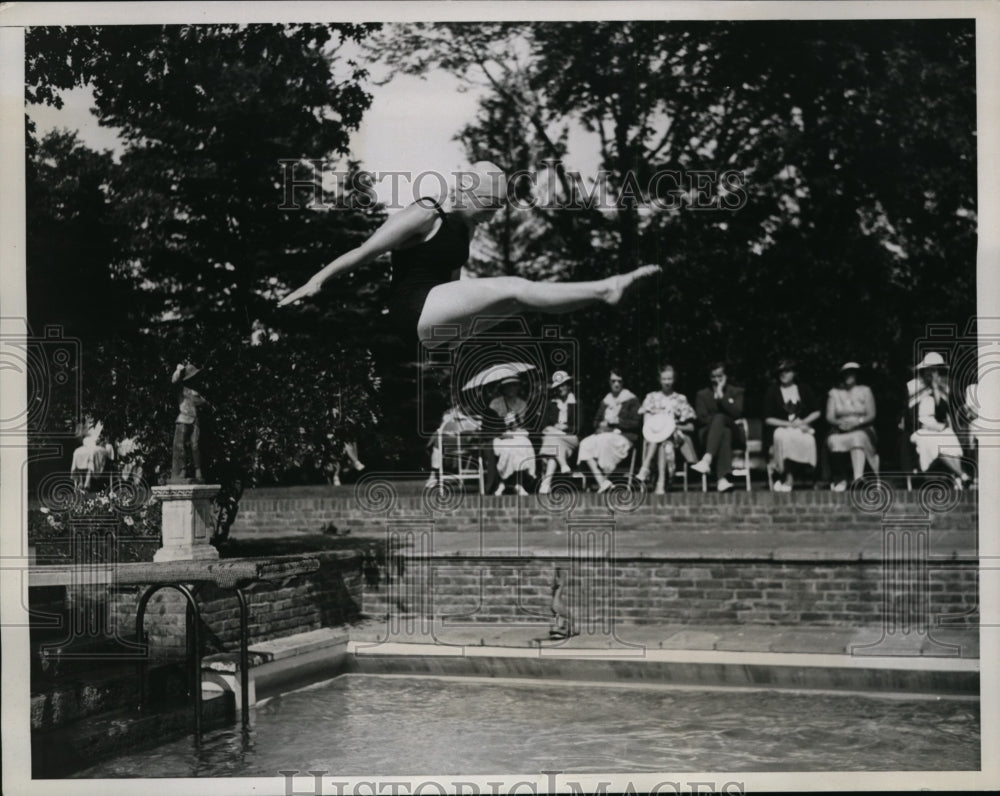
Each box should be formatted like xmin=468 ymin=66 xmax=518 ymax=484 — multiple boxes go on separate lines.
xmin=353 ymin=461 xmax=366 ymax=472
xmin=717 ymin=477 xmax=734 ymax=492
xmin=773 ymin=481 xmax=792 ymax=492
xmin=559 ymin=464 xmax=571 ymax=475
xmin=636 ymin=466 xmax=651 ymax=483
xmin=831 ymin=481 xmax=847 ymax=492
xmin=690 ymin=457 xmax=711 ymax=475
xmin=425 ymin=476 xmax=438 ymax=489
xmin=332 ymin=475 xmax=342 ymax=487
xmin=654 ymin=484 xmax=666 ymax=495
xmin=515 ymin=484 xmax=529 ymax=496
xmin=538 ymin=477 xmax=552 ymax=495
xmin=494 ymin=484 xmax=506 ymax=496
xmin=596 ymin=480 xmax=613 ymax=494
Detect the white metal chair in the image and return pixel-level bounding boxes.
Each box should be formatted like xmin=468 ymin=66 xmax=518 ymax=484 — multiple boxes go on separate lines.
xmin=434 ymin=426 xmax=484 ymax=495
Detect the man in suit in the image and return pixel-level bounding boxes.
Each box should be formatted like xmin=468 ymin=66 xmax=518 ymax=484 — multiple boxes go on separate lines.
xmin=691 ymin=362 xmax=745 ymax=492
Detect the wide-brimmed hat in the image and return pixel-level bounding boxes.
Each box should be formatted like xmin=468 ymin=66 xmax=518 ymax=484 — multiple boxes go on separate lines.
xmin=499 ymin=375 xmax=521 ymax=387
xmin=643 ymin=412 xmax=676 ymax=444
xmin=550 ymin=370 xmax=571 ymax=389
xmin=175 ymin=363 xmax=201 ymax=382
xmin=840 ymin=361 xmax=861 ymax=373
xmin=915 ymin=352 xmax=948 ymax=371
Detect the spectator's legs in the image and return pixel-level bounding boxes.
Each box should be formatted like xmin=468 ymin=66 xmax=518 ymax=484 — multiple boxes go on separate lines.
xmin=655 ymin=442 xmax=670 ymax=493
xmin=637 ymin=442 xmax=657 ymax=481
xmin=704 ymin=414 xmax=733 ymax=478
xmin=514 ymin=467 xmax=536 ymax=495
xmin=482 ymin=443 xmax=499 ymax=494
xmin=583 ymin=458 xmax=612 ymax=491
xmin=539 ymin=458 xmax=557 ymax=494
xmin=849 ymin=448 xmax=865 ymax=481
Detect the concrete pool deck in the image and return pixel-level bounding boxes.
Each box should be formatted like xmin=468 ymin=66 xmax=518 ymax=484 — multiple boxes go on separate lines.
xmin=344 ymin=620 xmax=979 ymax=698
xmin=220 ymin=620 xmax=978 ymax=706
xmin=346 ymin=618 xmax=980 ymax=659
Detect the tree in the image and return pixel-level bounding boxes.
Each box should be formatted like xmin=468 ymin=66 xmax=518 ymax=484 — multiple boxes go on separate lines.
xmin=371 ymin=20 xmax=976 ymax=467
xmin=26 ymin=23 xmax=395 ymax=505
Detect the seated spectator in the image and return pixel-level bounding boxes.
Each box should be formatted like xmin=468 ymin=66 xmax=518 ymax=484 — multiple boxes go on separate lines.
xmin=898 ymin=366 xmax=931 ymax=474
xmin=426 ymin=404 xmax=483 ymax=488
xmin=691 ymin=362 xmax=744 ymax=492
xmin=910 ymin=352 xmax=970 ymax=488
xmin=825 ymin=361 xmax=879 ymax=490
xmin=636 ymin=363 xmax=697 ymax=494
xmin=488 ymin=376 xmax=536 ymax=495
xmin=763 ymin=359 xmax=820 ymax=491
xmin=538 ymin=371 xmax=580 ymax=495
xmin=577 ymin=368 xmax=640 ymax=493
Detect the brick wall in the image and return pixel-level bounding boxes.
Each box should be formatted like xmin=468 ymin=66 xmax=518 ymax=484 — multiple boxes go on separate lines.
xmin=233 ymin=487 xmax=977 ymax=537
xmin=362 ymin=556 xmax=978 ymax=628
xmin=108 ymin=551 xmax=362 ymax=653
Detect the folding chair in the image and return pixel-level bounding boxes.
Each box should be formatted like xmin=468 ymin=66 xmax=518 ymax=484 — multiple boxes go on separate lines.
xmin=733 ymin=418 xmax=766 ymax=492
xmin=435 ymin=426 xmax=485 ymax=495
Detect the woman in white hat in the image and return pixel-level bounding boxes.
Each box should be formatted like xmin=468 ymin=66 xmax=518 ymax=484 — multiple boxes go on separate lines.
xmin=825 ymin=361 xmax=878 ymax=490
xmin=910 ymin=352 xmax=970 ymax=488
xmin=537 ymin=371 xmax=579 ymax=494
xmin=278 ymin=161 xmax=661 ymax=350
xmin=487 ymin=375 xmax=536 ymax=495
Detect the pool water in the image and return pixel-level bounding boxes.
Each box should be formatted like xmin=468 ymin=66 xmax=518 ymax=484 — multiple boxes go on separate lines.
xmin=74 ymin=675 xmax=980 ymax=777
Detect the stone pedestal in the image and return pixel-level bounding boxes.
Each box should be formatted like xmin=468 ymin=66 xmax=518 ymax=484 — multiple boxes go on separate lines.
xmin=152 ymin=484 xmax=221 ymax=562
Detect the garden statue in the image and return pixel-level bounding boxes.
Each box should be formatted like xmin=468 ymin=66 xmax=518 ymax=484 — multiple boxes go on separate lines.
xmin=170 ymin=362 xmax=209 ymax=484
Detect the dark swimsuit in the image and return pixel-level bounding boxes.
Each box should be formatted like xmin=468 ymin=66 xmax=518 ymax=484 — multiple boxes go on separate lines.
xmin=385 ymin=197 xmax=470 ymax=348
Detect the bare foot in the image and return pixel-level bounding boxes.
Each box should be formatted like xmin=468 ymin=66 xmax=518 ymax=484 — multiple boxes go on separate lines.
xmin=602 ymin=264 xmax=662 ymax=306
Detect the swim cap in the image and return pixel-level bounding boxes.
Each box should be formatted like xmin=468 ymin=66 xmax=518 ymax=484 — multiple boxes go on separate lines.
xmin=455 ymin=160 xmax=508 ymax=208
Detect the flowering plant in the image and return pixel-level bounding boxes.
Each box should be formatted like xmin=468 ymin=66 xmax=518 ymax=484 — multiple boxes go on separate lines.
xmin=29 ymin=487 xmax=163 ymax=564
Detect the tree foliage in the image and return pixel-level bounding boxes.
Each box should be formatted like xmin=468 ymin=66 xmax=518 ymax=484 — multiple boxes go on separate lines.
xmin=371 ymin=20 xmax=976 ymax=458
xmin=26 ymin=23 xmax=390 ymax=497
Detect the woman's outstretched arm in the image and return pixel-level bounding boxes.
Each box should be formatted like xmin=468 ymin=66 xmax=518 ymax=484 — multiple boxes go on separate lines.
xmin=278 ymin=202 xmax=439 ymax=307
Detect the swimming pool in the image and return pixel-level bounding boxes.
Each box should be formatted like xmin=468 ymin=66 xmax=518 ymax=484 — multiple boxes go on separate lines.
xmin=74 ymin=674 xmax=979 ymax=776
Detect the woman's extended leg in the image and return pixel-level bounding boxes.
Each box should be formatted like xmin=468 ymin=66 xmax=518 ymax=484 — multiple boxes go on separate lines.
xmin=417 ymin=266 xmax=661 ymax=341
